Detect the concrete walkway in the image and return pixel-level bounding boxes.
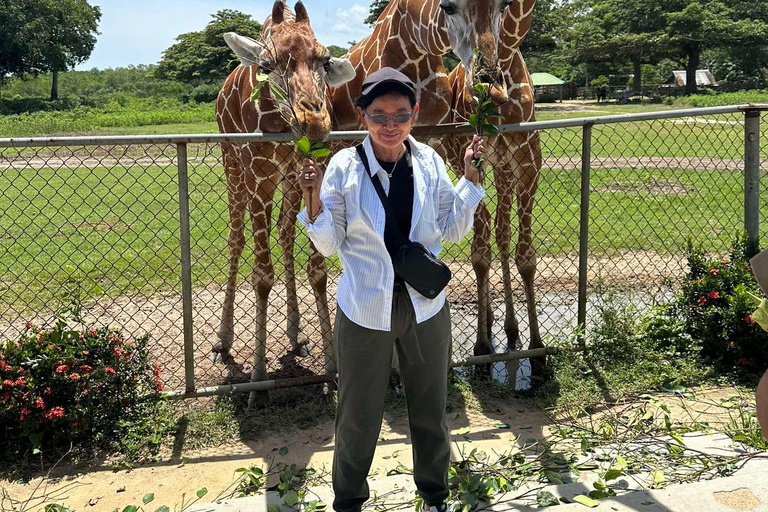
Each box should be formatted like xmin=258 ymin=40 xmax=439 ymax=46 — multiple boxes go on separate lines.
xmin=188 ymin=434 xmax=768 ymax=512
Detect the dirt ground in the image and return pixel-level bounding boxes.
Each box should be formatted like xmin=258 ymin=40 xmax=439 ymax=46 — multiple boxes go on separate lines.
xmin=0 ymin=386 xmax=749 ymax=512
xmin=0 ymin=251 xmax=683 ymax=393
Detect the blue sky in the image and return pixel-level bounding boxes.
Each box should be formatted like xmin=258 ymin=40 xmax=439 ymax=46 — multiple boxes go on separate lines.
xmin=77 ymin=0 xmax=372 ymax=70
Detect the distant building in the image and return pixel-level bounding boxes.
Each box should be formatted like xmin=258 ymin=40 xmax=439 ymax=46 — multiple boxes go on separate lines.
xmin=672 ymin=70 xmax=718 ymax=87
xmin=531 ymin=72 xmax=566 ymax=102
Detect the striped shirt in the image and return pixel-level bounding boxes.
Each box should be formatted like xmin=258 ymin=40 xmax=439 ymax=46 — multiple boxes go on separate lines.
xmin=297 ymin=134 xmax=485 ymax=331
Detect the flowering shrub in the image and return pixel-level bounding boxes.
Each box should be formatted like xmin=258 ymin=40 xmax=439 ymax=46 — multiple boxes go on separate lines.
xmin=668 ymin=236 xmax=768 ymax=374
xmin=0 ymin=313 xmax=165 ymax=459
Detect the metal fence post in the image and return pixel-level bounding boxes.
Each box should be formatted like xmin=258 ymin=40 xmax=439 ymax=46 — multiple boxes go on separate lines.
xmin=177 ymin=143 xmax=196 ymax=393
xmin=745 ymin=110 xmax=761 ymax=254
xmin=577 ymin=124 xmax=593 ymax=349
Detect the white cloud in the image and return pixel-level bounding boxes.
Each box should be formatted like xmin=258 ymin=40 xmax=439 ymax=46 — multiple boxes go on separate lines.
xmin=313 ymin=3 xmax=372 ymax=48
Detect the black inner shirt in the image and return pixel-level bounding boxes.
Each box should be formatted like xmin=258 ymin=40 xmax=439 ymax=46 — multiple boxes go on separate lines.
xmin=375 ymin=141 xmax=414 ymax=264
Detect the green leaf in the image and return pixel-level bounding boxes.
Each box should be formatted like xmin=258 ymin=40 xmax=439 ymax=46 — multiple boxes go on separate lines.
xmin=536 ymin=490 xmax=559 ymax=507
xmin=196 ymin=487 xmax=208 ymax=499
xmin=651 ymin=470 xmax=665 ymax=487
xmin=659 ymin=380 xmax=686 ymax=393
xmin=482 ymin=123 xmax=500 ymax=135
xmin=284 ymin=491 xmax=299 ymax=507
xmin=468 ymin=114 xmax=480 ymax=128
xmin=143 ymin=493 xmax=155 ymax=505
xmin=732 ymin=434 xmax=750 ymax=442
xmin=543 ymin=470 xmax=563 ymax=484
xmin=310 ymin=149 xmax=331 ymax=158
xmin=572 ymin=495 xmax=599 ymax=508
xmin=456 ymin=427 xmax=471 ymax=435
xmin=616 ymin=455 xmax=627 ymax=469
xmin=122 ymin=507 xmax=138 ymax=512
xmin=294 ymin=137 xmax=311 ymax=156
xmin=270 ymin=82 xmax=288 ymax=104
xmin=604 ymin=469 xmax=623 ymax=481
xmin=268 ymin=505 xmax=282 ymax=512
xmin=251 ymin=81 xmax=265 ymax=102
xmin=519 ymin=425 xmax=532 ymax=430
xmin=256 ymin=73 xmax=270 ymax=82
xmin=155 ymin=507 xmax=170 ymax=512
xmin=493 ymin=423 xmax=509 ymax=429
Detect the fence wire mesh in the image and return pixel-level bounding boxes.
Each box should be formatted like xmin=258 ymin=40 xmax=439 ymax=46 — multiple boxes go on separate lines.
xmin=0 ymin=108 xmax=765 ymax=398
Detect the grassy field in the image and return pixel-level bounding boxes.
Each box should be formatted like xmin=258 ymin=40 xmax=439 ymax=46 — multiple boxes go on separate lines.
xmin=1 ymin=156 xmax=763 ymax=312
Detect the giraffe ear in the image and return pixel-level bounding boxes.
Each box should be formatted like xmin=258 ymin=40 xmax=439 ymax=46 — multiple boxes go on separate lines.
xmin=294 ymin=1 xmax=310 ymax=24
xmin=272 ymin=0 xmax=285 ymax=24
xmin=223 ymin=32 xmax=264 ymax=67
xmin=325 ymin=57 xmax=356 ymax=87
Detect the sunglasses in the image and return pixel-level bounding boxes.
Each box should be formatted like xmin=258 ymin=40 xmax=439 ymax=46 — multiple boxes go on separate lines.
xmin=364 ymin=110 xmax=415 ymax=124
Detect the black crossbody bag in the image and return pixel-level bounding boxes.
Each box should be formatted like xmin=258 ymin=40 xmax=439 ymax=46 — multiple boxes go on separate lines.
xmin=356 ymin=144 xmax=451 ymax=300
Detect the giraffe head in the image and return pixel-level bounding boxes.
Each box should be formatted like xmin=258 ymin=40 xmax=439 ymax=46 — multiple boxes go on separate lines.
xmin=438 ymin=0 xmax=517 ymax=104
xmin=224 ymin=1 xmax=355 ymax=140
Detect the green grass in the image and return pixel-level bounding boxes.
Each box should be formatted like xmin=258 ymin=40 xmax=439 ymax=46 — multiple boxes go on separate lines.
xmin=1 ymin=156 xmax=764 ymax=312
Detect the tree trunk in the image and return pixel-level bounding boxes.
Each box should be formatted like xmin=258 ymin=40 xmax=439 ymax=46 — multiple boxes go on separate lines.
xmin=685 ymin=48 xmax=700 ymax=95
xmin=50 ymin=70 xmax=59 ymax=101
xmin=633 ymin=58 xmax=642 ymax=94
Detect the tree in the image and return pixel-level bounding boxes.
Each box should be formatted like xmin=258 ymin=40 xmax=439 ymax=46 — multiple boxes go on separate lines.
xmin=365 ymin=0 xmax=390 ymax=26
xmin=156 ymin=9 xmax=262 ymax=83
xmin=26 ymin=0 xmax=101 ymax=100
xmin=327 ymin=45 xmax=349 ymax=58
xmin=663 ymin=0 xmax=768 ymax=94
xmin=0 ymin=0 xmax=100 ymax=100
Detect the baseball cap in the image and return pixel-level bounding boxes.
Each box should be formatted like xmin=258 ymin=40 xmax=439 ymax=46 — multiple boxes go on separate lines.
xmin=357 ymin=67 xmax=416 ymax=107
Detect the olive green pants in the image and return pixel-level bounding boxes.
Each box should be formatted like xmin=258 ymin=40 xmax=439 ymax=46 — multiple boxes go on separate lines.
xmin=332 ymin=287 xmax=452 ymax=512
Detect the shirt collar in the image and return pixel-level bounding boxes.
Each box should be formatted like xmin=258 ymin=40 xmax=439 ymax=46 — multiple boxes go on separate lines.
xmin=362 ymin=134 xmax=422 ymax=177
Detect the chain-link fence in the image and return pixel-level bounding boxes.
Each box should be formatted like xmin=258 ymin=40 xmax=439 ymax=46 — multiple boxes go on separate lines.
xmin=0 ymin=105 xmax=764 ymax=400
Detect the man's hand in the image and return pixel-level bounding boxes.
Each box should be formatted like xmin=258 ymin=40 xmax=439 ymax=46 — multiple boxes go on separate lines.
xmin=463 ymin=135 xmax=486 ymax=186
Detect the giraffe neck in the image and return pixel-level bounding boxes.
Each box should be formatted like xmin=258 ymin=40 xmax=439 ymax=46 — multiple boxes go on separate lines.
xmin=371 ymin=0 xmax=451 ymax=57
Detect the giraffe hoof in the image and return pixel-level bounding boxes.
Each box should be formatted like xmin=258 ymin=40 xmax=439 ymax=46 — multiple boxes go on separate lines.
xmin=293 ymin=343 xmax=310 ymax=358
xmin=211 ymin=342 xmax=231 ymax=364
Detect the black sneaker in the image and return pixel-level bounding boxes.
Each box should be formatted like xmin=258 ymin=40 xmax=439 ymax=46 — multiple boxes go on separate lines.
xmin=422 ymin=503 xmax=448 ymax=512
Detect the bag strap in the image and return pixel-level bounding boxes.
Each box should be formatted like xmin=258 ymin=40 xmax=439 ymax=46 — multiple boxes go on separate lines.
xmin=356 ymin=144 xmax=409 ymax=247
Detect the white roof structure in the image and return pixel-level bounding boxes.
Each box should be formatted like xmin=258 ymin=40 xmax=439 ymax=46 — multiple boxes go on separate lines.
xmin=673 ymin=70 xmax=718 ymax=87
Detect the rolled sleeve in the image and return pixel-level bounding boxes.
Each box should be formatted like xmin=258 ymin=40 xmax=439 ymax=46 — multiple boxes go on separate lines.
xmin=436 ymin=154 xmax=486 ymax=243
xmin=297 ymin=156 xmax=347 ymax=256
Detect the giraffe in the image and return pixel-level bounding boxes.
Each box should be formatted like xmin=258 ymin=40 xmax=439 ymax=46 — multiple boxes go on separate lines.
xmin=447 ymin=0 xmax=544 ymax=376
xmin=214 ymin=0 xmax=354 ymax=408
xmin=331 ymin=0 xmax=517 ymax=130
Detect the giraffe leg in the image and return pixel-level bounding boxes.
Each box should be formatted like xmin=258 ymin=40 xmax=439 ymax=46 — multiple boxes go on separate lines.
xmin=516 ymin=141 xmax=543 ymax=380
xmin=278 ymin=173 xmax=307 ymax=356
xmin=496 ymin=186 xmax=520 ymax=351
xmin=214 ymin=143 xmax=247 ymax=360
xmin=246 ymin=177 xmax=279 ymax=409
xmin=472 ymin=203 xmax=494 ymax=358
xmin=307 ymin=243 xmax=335 ymax=380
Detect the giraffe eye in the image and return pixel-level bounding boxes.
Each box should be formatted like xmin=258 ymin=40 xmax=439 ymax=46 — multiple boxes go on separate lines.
xmin=323 ymin=57 xmax=332 ymax=72
xmin=440 ymin=2 xmax=457 ymax=15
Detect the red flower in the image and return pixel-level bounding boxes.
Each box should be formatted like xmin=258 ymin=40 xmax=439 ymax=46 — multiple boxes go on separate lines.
xmin=730 ymin=247 xmax=735 ymax=252
xmin=104 ymin=367 xmax=116 ymax=374
xmin=113 ymin=347 xmax=122 ymax=358
xmin=153 ymin=362 xmax=162 ymax=377
xmin=14 ymin=377 xmax=26 ymax=387
xmin=745 ymin=315 xmax=756 ymax=326
xmin=697 ymin=296 xmax=707 ymax=304
xmin=79 ymin=365 xmax=93 ymax=374
xmin=1 ymin=392 xmax=10 ymax=402
xmin=0 ymin=360 xmax=11 ymax=372
xmin=1 ymin=379 xmax=13 ymax=388
xmin=25 ymin=321 xmax=32 ymax=330
xmin=36 ymin=335 xmax=44 ymax=345
xmin=696 ymin=278 xmax=703 ymax=284
xmin=35 ymin=397 xmax=45 ymax=409
xmin=737 ymin=358 xmax=749 ymax=367
xmin=81 ymin=350 xmax=89 ymax=356
xmin=69 ymin=373 xmax=81 ymax=381
xmin=709 ymin=268 xmax=719 ymax=276
xmin=43 ymin=386 xmax=51 ymax=395
xmin=82 ymin=387 xmax=89 ymax=396
xmin=20 ymin=406 xmax=32 ymax=420
xmin=707 ymin=291 xmax=720 ymax=299
xmin=44 ymin=406 xmax=65 ymax=419
xmin=55 ymin=365 xmax=70 ymax=373
xmin=88 ymin=328 xmax=98 ymax=336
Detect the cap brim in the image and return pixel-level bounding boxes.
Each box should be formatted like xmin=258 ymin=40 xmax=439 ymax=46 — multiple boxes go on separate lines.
xmin=360 ymin=79 xmax=416 ymax=99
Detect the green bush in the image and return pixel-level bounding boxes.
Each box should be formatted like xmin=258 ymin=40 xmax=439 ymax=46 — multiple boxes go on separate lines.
xmin=0 ymin=300 xmax=166 ymax=460
xmin=669 ymin=236 xmax=768 ymax=374
xmin=672 ymin=89 xmax=768 ymax=108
